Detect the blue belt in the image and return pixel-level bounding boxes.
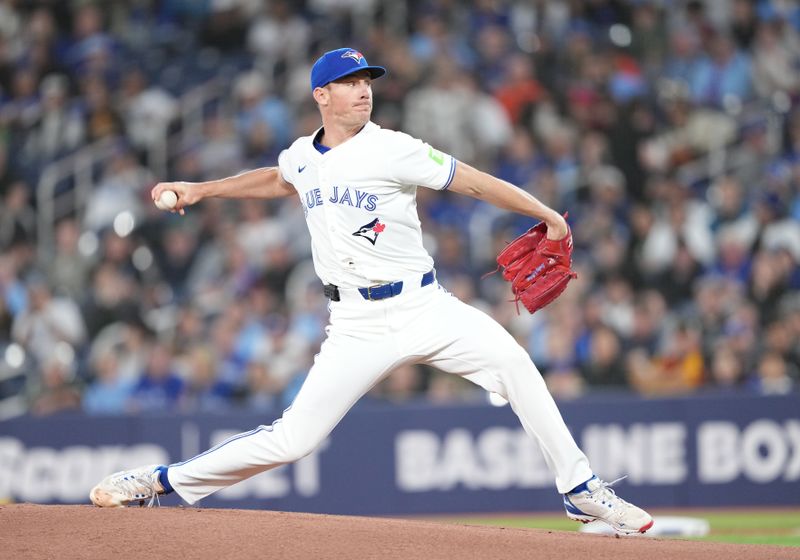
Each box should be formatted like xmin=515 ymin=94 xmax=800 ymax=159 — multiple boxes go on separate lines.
xmin=358 ymin=269 xmax=435 ymax=300
xmin=323 ymin=270 xmax=436 ymax=302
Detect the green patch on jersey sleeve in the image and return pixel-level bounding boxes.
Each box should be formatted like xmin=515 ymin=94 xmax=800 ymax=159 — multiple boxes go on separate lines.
xmin=428 ymin=147 xmax=445 ymax=165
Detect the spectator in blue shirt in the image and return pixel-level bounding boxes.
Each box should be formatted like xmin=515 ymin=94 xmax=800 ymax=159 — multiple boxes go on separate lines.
xmin=83 ymin=348 xmax=135 ymax=415
xmin=689 ymin=31 xmax=753 ymax=107
xmin=128 ymin=342 xmax=185 ymax=412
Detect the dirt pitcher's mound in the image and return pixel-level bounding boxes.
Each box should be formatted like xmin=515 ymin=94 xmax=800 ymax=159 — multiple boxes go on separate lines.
xmin=2 ymin=504 xmax=798 ymax=560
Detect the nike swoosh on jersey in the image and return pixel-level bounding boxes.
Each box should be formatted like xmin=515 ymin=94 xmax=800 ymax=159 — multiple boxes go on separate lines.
xmin=298 ymin=165 xmax=307 ymax=173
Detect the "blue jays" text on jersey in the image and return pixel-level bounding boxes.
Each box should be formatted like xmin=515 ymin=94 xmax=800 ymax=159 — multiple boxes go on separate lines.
xmin=301 ymin=186 xmax=379 ymax=216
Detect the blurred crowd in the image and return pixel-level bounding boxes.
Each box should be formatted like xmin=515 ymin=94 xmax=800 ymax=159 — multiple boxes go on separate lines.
xmin=1 ymin=0 xmax=799 ymax=418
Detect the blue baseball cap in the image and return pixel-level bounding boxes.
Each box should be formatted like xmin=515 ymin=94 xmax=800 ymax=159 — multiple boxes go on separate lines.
xmin=310 ymin=48 xmax=386 ymax=91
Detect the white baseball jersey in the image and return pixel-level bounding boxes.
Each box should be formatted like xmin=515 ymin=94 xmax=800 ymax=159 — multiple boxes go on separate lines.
xmin=277 ymin=121 xmax=456 ymax=287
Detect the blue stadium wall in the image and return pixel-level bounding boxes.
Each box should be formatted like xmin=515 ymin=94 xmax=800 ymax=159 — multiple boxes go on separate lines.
xmin=1 ymin=393 xmax=799 ymax=514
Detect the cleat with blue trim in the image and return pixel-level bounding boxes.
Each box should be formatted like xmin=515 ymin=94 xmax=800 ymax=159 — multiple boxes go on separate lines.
xmin=563 ymin=476 xmax=653 ymax=534
xmin=90 ymin=464 xmax=165 ymax=508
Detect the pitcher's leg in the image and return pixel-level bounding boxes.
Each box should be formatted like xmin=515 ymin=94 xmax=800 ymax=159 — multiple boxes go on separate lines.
xmin=420 ymin=292 xmax=592 ymax=493
xmin=167 ymin=331 xmax=403 ymax=504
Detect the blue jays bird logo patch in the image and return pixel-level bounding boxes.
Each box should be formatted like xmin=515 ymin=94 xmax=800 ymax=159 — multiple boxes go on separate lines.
xmin=341 ymin=50 xmax=364 ymax=63
xmin=353 ymin=218 xmax=386 ymax=245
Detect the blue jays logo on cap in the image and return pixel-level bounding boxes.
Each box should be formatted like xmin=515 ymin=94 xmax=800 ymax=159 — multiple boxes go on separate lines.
xmin=341 ymin=50 xmax=364 ymax=63
xmin=310 ymin=47 xmax=387 ymax=91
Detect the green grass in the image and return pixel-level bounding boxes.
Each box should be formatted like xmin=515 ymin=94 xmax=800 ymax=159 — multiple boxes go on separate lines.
xmin=445 ymin=510 xmax=800 ymax=547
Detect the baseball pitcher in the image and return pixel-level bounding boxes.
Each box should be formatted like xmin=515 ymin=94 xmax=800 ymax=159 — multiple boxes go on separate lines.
xmin=90 ymin=48 xmax=653 ymax=535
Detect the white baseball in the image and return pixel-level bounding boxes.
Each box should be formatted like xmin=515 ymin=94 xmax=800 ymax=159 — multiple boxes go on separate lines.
xmin=155 ymin=190 xmax=178 ymax=211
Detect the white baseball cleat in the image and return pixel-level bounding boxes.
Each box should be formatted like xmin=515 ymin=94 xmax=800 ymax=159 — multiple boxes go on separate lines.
xmin=563 ymin=476 xmax=654 ymax=534
xmin=90 ymin=464 xmax=165 ymax=507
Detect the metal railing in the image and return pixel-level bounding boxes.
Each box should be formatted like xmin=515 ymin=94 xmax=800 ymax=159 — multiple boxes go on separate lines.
xmin=35 ymin=137 xmax=119 ymax=261
xmin=35 ymin=77 xmax=230 ymax=261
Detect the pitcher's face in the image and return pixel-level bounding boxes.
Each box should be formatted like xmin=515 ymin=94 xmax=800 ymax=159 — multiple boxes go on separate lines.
xmin=316 ymin=70 xmax=373 ymax=128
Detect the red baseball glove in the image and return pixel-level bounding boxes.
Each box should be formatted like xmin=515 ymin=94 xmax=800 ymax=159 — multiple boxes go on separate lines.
xmin=495 ymin=215 xmax=577 ymax=314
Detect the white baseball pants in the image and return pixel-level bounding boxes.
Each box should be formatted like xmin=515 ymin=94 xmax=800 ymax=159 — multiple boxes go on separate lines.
xmin=167 ymin=280 xmax=593 ymax=503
